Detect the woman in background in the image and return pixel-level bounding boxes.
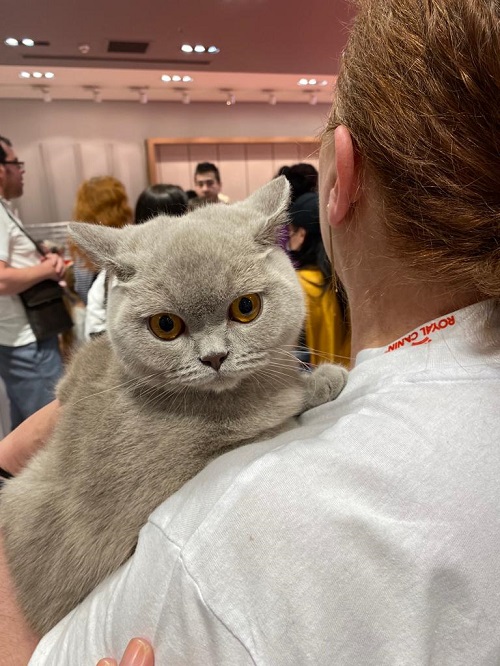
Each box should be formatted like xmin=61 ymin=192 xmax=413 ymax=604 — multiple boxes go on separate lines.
xmin=288 ymin=191 xmax=350 ymax=367
xmin=70 ymin=176 xmax=132 ymax=305
xmin=134 ymin=183 xmax=188 ymax=222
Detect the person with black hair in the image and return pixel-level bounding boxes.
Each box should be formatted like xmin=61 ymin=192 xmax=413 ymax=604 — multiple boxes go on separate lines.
xmin=0 ymin=136 xmax=65 ymax=430
xmin=288 ymin=191 xmax=350 ymax=367
xmin=134 ymin=184 xmax=188 ymax=223
xmin=193 ymin=162 xmax=229 ymax=204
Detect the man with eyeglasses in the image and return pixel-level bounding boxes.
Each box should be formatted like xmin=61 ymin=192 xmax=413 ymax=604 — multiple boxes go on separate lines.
xmin=0 ymin=135 xmax=65 ymax=431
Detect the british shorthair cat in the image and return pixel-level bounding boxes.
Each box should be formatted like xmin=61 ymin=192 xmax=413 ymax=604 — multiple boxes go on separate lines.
xmin=0 ymin=177 xmax=346 ymax=634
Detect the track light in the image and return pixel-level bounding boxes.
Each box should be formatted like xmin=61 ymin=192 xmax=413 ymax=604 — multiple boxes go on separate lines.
xmin=226 ymin=91 xmax=236 ymax=106
xmin=33 ymin=85 xmax=51 ymax=102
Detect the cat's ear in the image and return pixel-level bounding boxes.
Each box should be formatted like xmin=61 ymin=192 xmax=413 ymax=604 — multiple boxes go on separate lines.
xmin=68 ymin=223 xmax=135 ymax=281
xmin=243 ymin=176 xmax=291 ymax=246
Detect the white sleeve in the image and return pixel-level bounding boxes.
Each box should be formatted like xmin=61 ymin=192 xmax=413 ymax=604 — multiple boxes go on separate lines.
xmin=0 ymin=207 xmax=10 ymax=263
xmin=84 ymin=270 xmax=107 ymax=339
xmin=29 ymin=519 xmax=254 ymax=666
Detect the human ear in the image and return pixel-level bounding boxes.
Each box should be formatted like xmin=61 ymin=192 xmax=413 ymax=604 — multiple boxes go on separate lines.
xmin=327 ymin=125 xmax=360 ymax=228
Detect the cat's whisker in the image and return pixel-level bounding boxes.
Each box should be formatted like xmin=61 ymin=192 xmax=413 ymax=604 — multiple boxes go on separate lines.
xmin=69 ymin=370 xmax=168 ymax=407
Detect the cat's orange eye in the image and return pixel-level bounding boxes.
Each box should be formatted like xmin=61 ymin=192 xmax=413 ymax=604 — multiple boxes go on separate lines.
xmin=229 ymin=293 xmax=261 ymax=323
xmin=148 ymin=313 xmax=185 ymax=340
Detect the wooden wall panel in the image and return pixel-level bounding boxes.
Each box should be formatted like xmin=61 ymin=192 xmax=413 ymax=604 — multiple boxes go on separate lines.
xmin=156 ymin=144 xmax=191 ymax=189
xmin=245 ymin=144 xmax=275 ymax=197
xmin=217 ymin=144 xmax=247 ymax=202
xmin=148 ymin=137 xmax=318 ymax=203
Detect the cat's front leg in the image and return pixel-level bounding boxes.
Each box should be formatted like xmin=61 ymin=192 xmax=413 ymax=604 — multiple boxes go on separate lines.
xmin=302 ymin=364 xmax=347 ymax=412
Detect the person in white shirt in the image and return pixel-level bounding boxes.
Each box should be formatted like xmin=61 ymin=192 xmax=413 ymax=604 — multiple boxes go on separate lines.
xmin=1 ymin=1 xmax=500 ymax=664
xmin=0 ymin=136 xmax=65 ymax=430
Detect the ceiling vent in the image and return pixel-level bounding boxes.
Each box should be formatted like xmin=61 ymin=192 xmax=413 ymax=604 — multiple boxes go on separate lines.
xmin=107 ymin=40 xmax=149 ymax=54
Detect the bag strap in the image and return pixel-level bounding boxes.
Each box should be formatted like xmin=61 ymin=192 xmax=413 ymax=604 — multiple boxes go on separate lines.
xmin=0 ymin=200 xmax=47 ymax=257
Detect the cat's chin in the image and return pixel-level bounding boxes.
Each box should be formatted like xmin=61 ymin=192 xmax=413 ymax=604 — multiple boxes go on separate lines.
xmin=194 ymin=374 xmax=242 ymax=393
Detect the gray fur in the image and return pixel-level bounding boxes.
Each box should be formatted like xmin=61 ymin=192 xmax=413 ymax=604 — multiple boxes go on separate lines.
xmin=0 ymin=177 xmax=346 ymax=634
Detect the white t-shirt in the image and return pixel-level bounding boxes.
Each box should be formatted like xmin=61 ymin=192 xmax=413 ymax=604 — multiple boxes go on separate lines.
xmin=31 ymin=300 xmax=500 ymax=665
xmin=84 ymin=269 xmax=107 ymax=339
xmin=0 ymin=201 xmax=38 ymax=346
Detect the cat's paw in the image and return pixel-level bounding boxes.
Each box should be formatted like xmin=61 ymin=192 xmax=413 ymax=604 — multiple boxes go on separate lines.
xmin=302 ymin=363 xmax=348 ymax=411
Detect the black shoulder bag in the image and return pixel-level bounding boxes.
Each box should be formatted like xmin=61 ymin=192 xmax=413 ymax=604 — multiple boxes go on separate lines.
xmin=1 ymin=203 xmax=73 ymax=341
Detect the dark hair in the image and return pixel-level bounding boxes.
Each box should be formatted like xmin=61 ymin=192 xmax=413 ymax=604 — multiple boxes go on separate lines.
xmin=0 ymin=135 xmax=12 ymax=163
xmin=134 ymin=184 xmax=188 ymax=224
xmin=288 ymin=192 xmax=331 ymax=280
xmin=194 ymin=162 xmax=221 ymax=183
xmin=283 ymin=163 xmax=318 ymax=202
xmin=185 ymin=189 xmax=198 ymax=200
xmin=275 ymin=165 xmax=291 ymax=178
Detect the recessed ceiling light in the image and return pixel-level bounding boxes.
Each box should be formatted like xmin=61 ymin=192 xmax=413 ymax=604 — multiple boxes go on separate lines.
xmin=161 ymin=74 xmax=172 ymax=82
xmin=308 ymin=78 xmax=317 ymax=85
xmin=172 ymin=75 xmax=182 ymax=82
xmin=44 ymin=72 xmax=54 ymax=79
xmin=207 ymin=46 xmax=220 ymax=54
xmin=181 ymin=44 xmax=193 ymax=53
xmin=19 ymin=71 xmax=31 ymax=79
xmin=298 ymin=78 xmax=308 ymax=86
xmin=32 ymin=72 xmax=43 ymax=79
xmin=182 ymin=75 xmax=192 ymax=82
xmin=5 ymin=38 xmax=19 ymax=46
xmin=21 ymin=38 xmax=35 ymax=47
xmin=320 ymin=80 xmax=328 ymax=86
xmin=194 ymin=45 xmax=205 ymax=53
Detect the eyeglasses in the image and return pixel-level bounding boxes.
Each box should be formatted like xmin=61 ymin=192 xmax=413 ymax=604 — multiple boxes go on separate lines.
xmin=1 ymin=160 xmax=25 ymax=169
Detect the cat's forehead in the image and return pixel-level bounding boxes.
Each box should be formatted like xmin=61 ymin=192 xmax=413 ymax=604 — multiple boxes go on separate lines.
xmin=122 ymin=207 xmax=294 ymax=312
xmin=133 ymin=207 xmax=265 ymax=264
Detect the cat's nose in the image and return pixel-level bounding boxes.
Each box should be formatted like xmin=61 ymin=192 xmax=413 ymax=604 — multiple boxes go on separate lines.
xmin=199 ymin=353 xmax=228 ymax=371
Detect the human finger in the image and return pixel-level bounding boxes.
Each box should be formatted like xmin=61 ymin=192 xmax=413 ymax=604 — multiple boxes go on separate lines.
xmin=120 ymin=638 xmax=154 ymax=666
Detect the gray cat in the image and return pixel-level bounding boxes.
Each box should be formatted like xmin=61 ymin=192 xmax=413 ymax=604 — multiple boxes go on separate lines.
xmin=0 ymin=177 xmax=346 ymax=635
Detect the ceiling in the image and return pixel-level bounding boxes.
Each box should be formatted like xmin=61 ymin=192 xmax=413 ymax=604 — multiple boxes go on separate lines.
xmin=0 ymin=0 xmax=353 ymax=104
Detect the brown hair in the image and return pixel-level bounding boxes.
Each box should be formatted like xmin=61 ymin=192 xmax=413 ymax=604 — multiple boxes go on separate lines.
xmin=327 ymin=0 xmax=500 ymax=297
xmin=70 ymin=176 xmax=132 ymax=269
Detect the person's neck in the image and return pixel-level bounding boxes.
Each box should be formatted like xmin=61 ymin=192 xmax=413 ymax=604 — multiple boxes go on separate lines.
xmin=348 ymin=278 xmax=483 ymax=359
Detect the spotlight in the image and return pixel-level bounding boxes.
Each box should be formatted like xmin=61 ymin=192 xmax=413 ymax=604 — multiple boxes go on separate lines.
xmin=138 ymin=88 xmax=148 ymax=104
xmin=207 ymin=46 xmax=220 ymax=54
xmin=5 ymin=38 xmax=19 ymax=46
xmin=182 ymin=91 xmax=190 ymax=105
xmin=161 ymin=74 xmax=171 ymax=82
xmin=44 ymin=72 xmax=55 ymax=79
xmin=226 ymin=92 xmax=235 ymax=106
xmin=32 ymin=71 xmax=43 ymax=79
xmin=181 ymin=44 xmax=193 ymax=53
xmin=41 ymin=87 xmax=51 ymax=103
xmin=19 ymin=71 xmax=31 ymax=79
xmin=268 ymin=92 xmax=277 ymax=105
xmin=21 ymin=38 xmax=34 ymax=47
xmin=93 ymin=87 xmax=102 ymax=103
xmin=194 ymin=44 xmax=205 ymax=53
xmin=308 ymin=92 xmax=318 ymax=106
